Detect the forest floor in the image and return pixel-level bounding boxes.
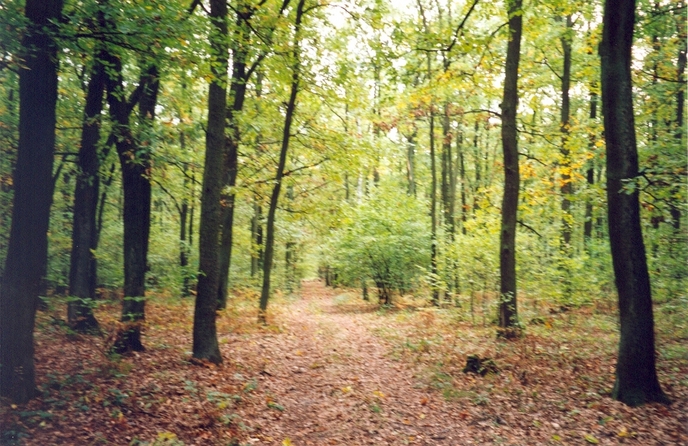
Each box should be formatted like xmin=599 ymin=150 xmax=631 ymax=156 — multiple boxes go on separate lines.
xmin=1 ymin=280 xmax=687 ymax=445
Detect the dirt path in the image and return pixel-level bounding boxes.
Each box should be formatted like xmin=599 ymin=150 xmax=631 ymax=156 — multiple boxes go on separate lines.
xmin=228 ymin=280 xmax=474 ymax=445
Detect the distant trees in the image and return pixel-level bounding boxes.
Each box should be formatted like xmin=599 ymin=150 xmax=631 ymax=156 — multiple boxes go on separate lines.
xmin=330 ymin=184 xmax=430 ymax=304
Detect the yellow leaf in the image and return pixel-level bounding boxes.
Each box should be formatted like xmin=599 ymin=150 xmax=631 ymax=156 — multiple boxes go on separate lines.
xmin=373 ymin=390 xmax=385 ymax=398
xmin=282 ymin=439 xmax=293 ymax=446
xmin=584 ymin=434 xmax=599 ymax=444
xmin=341 ymin=386 xmax=352 ymax=393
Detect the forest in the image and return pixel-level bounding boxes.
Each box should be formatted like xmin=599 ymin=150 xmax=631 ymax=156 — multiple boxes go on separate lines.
xmin=0 ymin=0 xmax=686 ymax=444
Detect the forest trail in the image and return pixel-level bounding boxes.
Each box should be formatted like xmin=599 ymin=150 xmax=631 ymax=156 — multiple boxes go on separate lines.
xmin=228 ymin=280 xmax=471 ymax=445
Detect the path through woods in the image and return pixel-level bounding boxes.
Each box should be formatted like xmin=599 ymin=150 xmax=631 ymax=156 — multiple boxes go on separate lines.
xmin=229 ymin=280 xmax=467 ymax=445
xmin=2 ymin=279 xmax=685 ymax=445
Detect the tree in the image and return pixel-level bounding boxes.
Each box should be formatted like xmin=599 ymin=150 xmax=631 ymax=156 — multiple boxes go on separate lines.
xmin=258 ymin=0 xmax=307 ymax=323
xmin=192 ymin=0 xmax=227 ymax=364
xmin=497 ymin=0 xmax=523 ymax=337
xmin=0 ymin=0 xmax=64 ymax=403
xmin=67 ymin=44 xmax=106 ymax=333
xmin=104 ymin=48 xmax=158 ymax=353
xmin=600 ymin=0 xmax=670 ymax=406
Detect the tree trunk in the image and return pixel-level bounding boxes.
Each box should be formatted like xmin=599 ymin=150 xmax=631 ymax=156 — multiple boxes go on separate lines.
xmin=406 ymin=129 xmax=417 ymax=196
xmin=441 ymin=103 xmax=455 ymax=235
xmin=458 ymin=130 xmax=468 ymax=235
xmin=218 ymin=7 xmax=255 ymax=309
xmin=584 ymin=91 xmax=598 ymax=247
xmin=429 ymin=106 xmax=439 ymax=306
xmin=498 ymin=0 xmax=523 ymax=336
xmin=251 ymin=197 xmax=264 ymax=278
xmin=259 ymin=0 xmax=306 ymax=323
xmin=68 ymin=48 xmax=107 ymax=333
xmin=105 ymin=58 xmax=158 ymax=353
xmin=600 ymin=0 xmax=669 ymax=406
xmin=285 ymin=185 xmax=296 ymax=294
xmin=559 ymin=15 xmax=573 ymax=250
xmin=179 ymin=134 xmax=191 ymax=297
xmin=670 ymin=24 xmax=686 ymax=229
xmin=193 ymin=0 xmax=228 ymax=364
xmin=0 ymin=0 xmax=63 ymax=403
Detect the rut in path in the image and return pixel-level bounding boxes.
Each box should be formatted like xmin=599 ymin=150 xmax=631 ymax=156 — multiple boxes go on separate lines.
xmin=227 ymin=280 xmax=477 ymax=446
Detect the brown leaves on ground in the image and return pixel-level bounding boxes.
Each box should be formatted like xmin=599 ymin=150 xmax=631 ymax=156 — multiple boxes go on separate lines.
xmin=1 ymin=280 xmax=686 ymax=445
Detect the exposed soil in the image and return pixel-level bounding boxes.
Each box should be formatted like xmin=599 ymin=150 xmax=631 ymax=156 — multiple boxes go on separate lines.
xmin=1 ymin=280 xmax=686 ymax=445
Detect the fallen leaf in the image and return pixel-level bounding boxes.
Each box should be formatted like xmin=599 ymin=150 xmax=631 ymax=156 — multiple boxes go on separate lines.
xmin=584 ymin=433 xmax=599 ymax=444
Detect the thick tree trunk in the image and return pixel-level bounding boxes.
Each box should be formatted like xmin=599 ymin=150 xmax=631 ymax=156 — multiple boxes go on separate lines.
xmin=600 ymin=0 xmax=669 ymax=406
xmin=498 ymin=0 xmax=523 ymax=336
xmin=68 ymin=48 xmax=107 ymax=333
xmin=193 ymin=0 xmax=228 ymax=364
xmin=105 ymin=59 xmax=157 ymax=353
xmin=216 ymin=141 xmax=237 ymax=309
xmin=217 ymin=10 xmax=252 ymax=308
xmin=259 ymin=0 xmax=306 ymax=323
xmin=0 ymin=0 xmax=63 ymax=403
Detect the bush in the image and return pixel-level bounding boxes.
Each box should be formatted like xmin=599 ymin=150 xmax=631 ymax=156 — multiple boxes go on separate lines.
xmin=330 ymin=182 xmax=430 ymax=304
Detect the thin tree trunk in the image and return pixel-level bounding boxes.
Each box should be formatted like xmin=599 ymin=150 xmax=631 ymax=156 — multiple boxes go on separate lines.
xmin=0 ymin=0 xmax=63 ymax=403
xmin=458 ymin=130 xmax=468 ymax=235
xmin=429 ymin=105 xmax=439 ymax=306
xmin=251 ymin=197 xmax=263 ymax=278
xmin=670 ymin=22 xmax=686 ymax=229
xmin=179 ymin=134 xmax=191 ymax=297
xmin=498 ymin=0 xmax=523 ymax=337
xmin=68 ymin=47 xmax=106 ymax=333
xmin=600 ymin=0 xmax=669 ymax=406
xmin=259 ymin=0 xmax=307 ymax=323
xmin=441 ymin=103 xmax=455 ymax=235
xmin=584 ymin=91 xmax=598 ymax=247
xmin=560 ymin=15 xmax=573 ymax=250
xmin=193 ymin=0 xmax=228 ymax=364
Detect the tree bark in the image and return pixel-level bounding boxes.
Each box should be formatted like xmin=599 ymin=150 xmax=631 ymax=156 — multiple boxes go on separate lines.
xmin=584 ymin=91 xmax=598 ymax=247
xmin=498 ymin=0 xmax=523 ymax=336
xmin=259 ymin=0 xmax=306 ymax=323
xmin=217 ymin=7 xmax=252 ymax=309
xmin=560 ymin=15 xmax=573 ymax=251
xmin=406 ymin=129 xmax=417 ymax=197
xmin=600 ymin=0 xmax=669 ymax=406
xmin=429 ymin=105 xmax=439 ymax=306
xmin=105 ymin=56 xmax=157 ymax=353
xmin=68 ymin=47 xmax=107 ymax=333
xmin=193 ymin=0 xmax=228 ymax=364
xmin=0 ymin=0 xmax=63 ymax=403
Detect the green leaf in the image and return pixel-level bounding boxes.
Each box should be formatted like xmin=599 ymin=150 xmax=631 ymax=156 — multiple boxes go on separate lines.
xmin=583 ymin=434 xmax=599 ymax=444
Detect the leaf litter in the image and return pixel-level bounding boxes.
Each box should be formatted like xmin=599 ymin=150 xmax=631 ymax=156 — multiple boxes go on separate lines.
xmin=0 ymin=280 xmax=686 ymax=445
